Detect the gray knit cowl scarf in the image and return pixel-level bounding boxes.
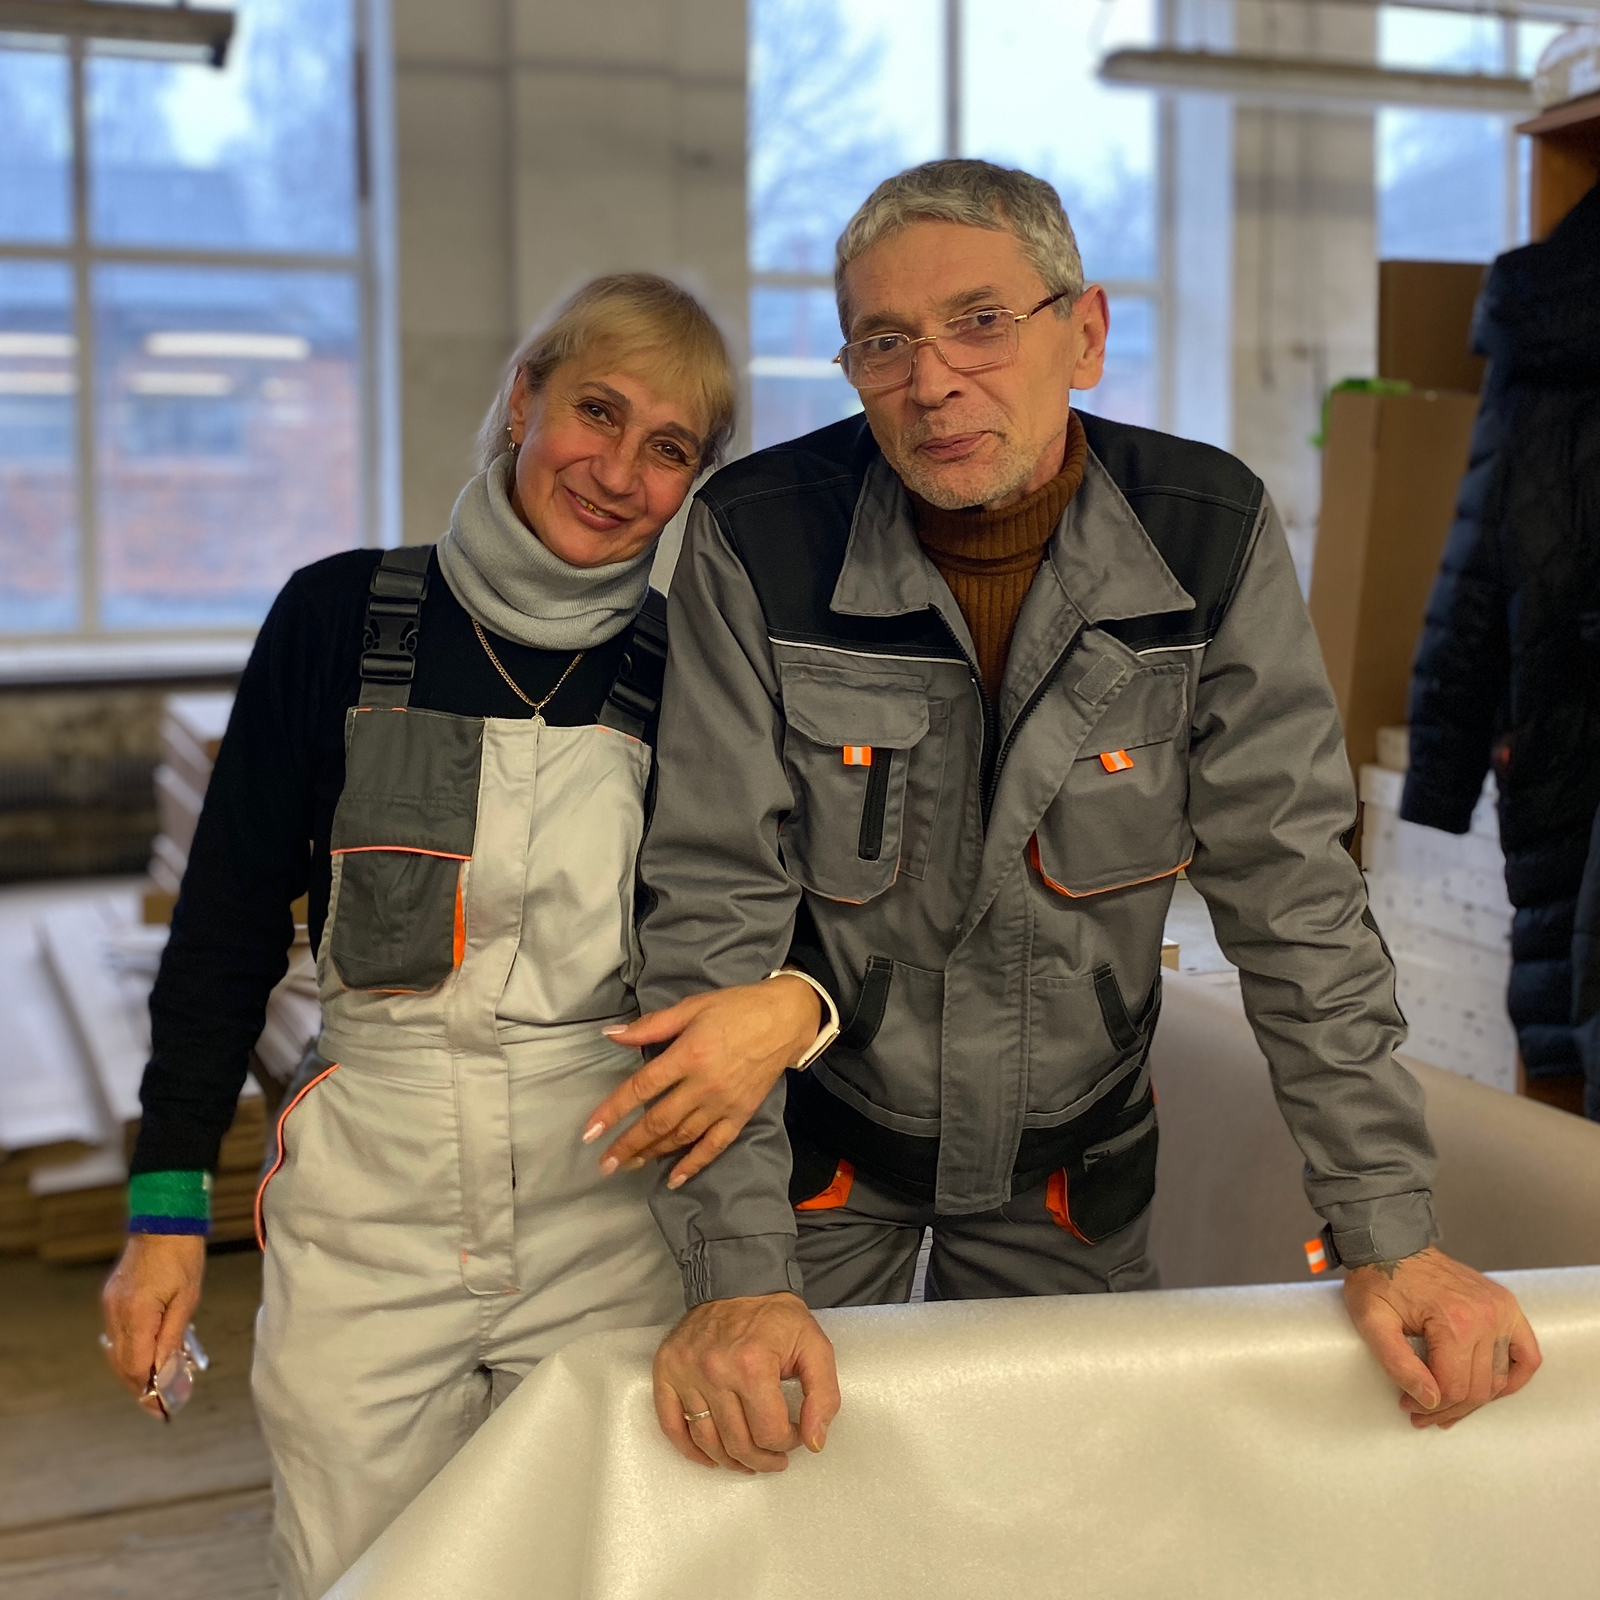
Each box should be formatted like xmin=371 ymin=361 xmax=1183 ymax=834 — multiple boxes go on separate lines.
xmin=436 ymin=450 xmax=655 ymax=650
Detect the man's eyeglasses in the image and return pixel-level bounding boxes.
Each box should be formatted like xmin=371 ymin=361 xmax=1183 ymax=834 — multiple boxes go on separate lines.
xmin=834 ymin=291 xmax=1072 ymax=391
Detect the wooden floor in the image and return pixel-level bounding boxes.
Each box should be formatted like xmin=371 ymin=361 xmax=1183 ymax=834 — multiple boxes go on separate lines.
xmin=0 ymin=1245 xmax=274 ymax=1599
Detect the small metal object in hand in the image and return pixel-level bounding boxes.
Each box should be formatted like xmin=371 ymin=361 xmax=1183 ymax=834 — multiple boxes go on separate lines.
xmin=99 ymin=1323 xmax=210 ymax=1422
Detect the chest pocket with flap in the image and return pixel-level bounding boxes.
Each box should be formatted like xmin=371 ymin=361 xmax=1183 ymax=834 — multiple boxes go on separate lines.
xmin=327 ymin=707 xmax=481 ymax=993
xmin=1032 ymin=663 xmax=1193 ymax=898
xmin=778 ymin=663 xmax=932 ymax=905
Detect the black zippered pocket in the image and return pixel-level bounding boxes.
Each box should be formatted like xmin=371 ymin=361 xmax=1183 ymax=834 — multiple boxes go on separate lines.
xmin=857 ymin=749 xmax=895 ymax=860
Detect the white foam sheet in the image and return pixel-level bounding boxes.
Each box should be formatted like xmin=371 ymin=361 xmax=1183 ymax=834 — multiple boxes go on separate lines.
xmin=326 ymin=1268 xmax=1600 ymax=1600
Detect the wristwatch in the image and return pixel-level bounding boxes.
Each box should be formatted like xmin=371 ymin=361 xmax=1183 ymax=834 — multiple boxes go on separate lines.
xmin=766 ymin=966 xmax=841 ymax=1070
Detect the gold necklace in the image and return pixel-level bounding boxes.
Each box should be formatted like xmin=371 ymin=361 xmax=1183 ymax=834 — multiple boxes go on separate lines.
xmin=472 ymin=618 xmax=584 ymax=716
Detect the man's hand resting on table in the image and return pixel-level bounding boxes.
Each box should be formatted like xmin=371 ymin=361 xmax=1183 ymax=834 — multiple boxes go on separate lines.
xmin=1343 ymin=1245 xmax=1541 ymax=1428
xmin=584 ymin=977 xmax=822 ymax=1190
xmin=654 ymin=1292 xmax=841 ymax=1473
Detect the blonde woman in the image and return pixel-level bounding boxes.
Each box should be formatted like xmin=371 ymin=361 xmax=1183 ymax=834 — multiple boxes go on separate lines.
xmin=101 ymin=275 xmax=817 ymax=1599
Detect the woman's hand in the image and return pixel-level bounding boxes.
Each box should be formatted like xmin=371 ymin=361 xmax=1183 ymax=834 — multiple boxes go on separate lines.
xmin=102 ymin=1232 xmax=207 ymax=1412
xmin=586 ymin=977 xmax=823 ymax=1188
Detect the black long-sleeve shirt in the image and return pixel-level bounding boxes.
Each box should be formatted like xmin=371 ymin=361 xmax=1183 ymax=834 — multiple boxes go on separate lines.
xmin=132 ymin=548 xmax=632 ymax=1175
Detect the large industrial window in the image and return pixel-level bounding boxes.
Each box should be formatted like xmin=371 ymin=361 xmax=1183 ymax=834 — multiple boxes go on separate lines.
xmin=0 ymin=0 xmax=376 ymax=641
xmin=1376 ymin=5 xmax=1568 ymax=261
xmin=748 ymin=0 xmax=1163 ymax=452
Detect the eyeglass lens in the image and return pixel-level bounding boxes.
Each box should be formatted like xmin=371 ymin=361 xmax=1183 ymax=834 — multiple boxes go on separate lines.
xmin=843 ymin=310 xmax=1020 ymax=387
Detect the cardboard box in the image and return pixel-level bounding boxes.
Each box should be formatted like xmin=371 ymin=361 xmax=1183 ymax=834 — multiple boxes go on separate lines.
xmin=1309 ymin=387 xmax=1480 ymax=783
xmin=1377 ymin=260 xmax=1487 ymax=394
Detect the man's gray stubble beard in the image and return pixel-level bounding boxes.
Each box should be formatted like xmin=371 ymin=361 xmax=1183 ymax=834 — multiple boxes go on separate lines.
xmin=888 ymin=431 xmax=1036 ymax=512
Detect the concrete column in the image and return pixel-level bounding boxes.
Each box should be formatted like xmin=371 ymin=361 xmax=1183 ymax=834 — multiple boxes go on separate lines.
xmin=391 ymin=0 xmax=749 ymax=547
xmin=392 ymin=0 xmax=518 ymax=544
xmin=1231 ymin=0 xmax=1377 ymax=589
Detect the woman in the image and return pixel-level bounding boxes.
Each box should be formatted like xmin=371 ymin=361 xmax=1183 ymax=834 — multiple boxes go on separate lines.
xmin=100 ymin=274 xmax=821 ymax=1600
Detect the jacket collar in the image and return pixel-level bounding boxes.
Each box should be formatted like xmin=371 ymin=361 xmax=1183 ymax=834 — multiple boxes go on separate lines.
xmin=829 ymin=432 xmax=1195 ymax=626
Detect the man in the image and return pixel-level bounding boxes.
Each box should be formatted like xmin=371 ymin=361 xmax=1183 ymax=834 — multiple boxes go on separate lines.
xmin=598 ymin=159 xmax=1539 ymax=1474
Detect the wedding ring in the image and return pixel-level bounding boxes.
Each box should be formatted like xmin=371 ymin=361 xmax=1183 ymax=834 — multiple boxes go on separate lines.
xmin=682 ymin=1408 xmax=713 ymax=1422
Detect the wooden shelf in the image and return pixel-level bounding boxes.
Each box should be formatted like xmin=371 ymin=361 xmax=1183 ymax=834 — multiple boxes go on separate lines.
xmin=1518 ymin=91 xmax=1600 ymax=237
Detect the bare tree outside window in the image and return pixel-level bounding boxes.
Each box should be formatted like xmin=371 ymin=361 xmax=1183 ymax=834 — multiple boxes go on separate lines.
xmin=748 ymin=0 xmax=1166 ymax=450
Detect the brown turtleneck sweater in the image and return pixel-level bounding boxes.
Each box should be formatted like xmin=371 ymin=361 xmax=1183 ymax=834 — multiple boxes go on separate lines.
xmin=911 ymin=412 xmax=1088 ymax=698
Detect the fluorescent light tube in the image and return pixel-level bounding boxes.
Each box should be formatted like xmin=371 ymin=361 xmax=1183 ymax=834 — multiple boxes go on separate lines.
xmin=1100 ymin=48 xmax=1537 ymax=114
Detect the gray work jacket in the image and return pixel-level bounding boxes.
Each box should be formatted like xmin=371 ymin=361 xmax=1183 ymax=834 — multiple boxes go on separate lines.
xmin=638 ymin=413 xmax=1437 ymax=1307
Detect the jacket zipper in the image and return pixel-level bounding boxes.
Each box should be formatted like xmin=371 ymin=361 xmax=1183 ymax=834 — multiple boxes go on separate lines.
xmin=857 ymin=749 xmax=895 ymax=860
xmin=930 ymin=611 xmax=998 ymax=815
xmin=981 ymin=622 xmax=1086 ymax=824
xmin=928 ymin=609 xmax=1086 ymax=826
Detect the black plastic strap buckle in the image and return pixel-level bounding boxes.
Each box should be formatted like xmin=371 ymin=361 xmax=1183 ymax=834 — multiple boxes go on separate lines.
xmin=598 ymin=588 xmax=669 ymax=741
xmin=359 ymin=546 xmax=432 ymax=707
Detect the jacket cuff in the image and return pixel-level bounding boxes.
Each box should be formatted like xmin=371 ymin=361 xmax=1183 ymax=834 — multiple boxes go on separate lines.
xmin=1318 ymin=1189 xmax=1438 ymax=1267
xmin=128 ymin=1169 xmax=212 ymax=1237
xmin=679 ymin=1232 xmax=805 ymax=1308
xmin=1398 ymin=774 xmax=1476 ymax=836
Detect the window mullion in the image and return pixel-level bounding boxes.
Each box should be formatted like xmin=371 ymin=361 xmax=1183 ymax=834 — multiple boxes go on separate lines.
xmin=945 ymin=0 xmax=962 ymax=158
xmin=68 ymin=39 xmax=98 ymax=637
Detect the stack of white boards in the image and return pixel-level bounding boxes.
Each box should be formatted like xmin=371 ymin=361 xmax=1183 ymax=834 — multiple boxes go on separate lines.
xmin=0 ymin=684 xmax=327 ymax=1263
xmin=1360 ymin=738 xmax=1517 ymax=1093
xmin=0 ymin=893 xmax=104 ymax=1253
xmin=15 ymin=899 xmax=271 ymax=1261
xmin=146 ymin=691 xmax=234 ymax=918
xmin=0 ymin=889 xmax=320 ymax=1265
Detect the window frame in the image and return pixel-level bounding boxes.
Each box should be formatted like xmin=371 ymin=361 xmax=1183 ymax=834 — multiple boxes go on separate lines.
xmin=747 ymin=0 xmax=1174 ymax=448
xmin=0 ymin=0 xmax=397 ymax=668
xmin=1375 ymin=7 xmax=1560 ymax=262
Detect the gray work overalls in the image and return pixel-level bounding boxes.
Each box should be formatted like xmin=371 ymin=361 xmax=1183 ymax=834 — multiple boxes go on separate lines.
xmin=251 ymin=548 xmax=682 ymax=1600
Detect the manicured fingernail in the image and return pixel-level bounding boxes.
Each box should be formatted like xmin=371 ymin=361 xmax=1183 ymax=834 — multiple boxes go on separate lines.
xmin=808 ymin=1424 xmax=827 ymax=1452
xmin=625 ymin=1157 xmax=645 ymax=1171
xmin=1419 ymin=1387 xmax=1441 ymax=1410
xmin=667 ymin=1173 xmax=685 ymax=1190
xmin=581 ymin=1121 xmax=605 ymax=1144
xmin=601 ymin=1025 xmax=628 ymax=1037
xmin=599 ymin=1157 xmax=619 ymax=1177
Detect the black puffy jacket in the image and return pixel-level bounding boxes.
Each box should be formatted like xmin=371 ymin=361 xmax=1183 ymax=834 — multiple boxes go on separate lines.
xmin=1402 ymin=184 xmax=1600 ymax=1085
xmin=1576 ymin=803 xmax=1600 ymax=1116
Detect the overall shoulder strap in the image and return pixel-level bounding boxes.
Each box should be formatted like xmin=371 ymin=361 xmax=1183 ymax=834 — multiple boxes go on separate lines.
xmin=598 ymin=587 xmax=669 ymax=742
xmin=359 ymin=545 xmax=433 ymax=708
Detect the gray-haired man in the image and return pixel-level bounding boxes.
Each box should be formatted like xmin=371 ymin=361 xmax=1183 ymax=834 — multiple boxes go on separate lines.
xmin=584 ymin=159 xmax=1539 ymax=1472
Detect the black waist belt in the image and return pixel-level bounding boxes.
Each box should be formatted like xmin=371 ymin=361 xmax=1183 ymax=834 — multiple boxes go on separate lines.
xmin=785 ymin=1057 xmax=1154 ymax=1206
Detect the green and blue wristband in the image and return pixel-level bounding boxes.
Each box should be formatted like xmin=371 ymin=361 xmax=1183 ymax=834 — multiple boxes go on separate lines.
xmin=128 ymin=1170 xmax=212 ymax=1237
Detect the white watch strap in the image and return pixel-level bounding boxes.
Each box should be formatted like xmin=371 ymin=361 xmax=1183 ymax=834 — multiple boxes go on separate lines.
xmin=767 ymin=966 xmax=841 ymax=1070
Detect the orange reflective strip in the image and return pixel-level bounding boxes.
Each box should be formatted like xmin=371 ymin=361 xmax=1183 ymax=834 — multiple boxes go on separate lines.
xmin=1304 ymin=1238 xmax=1329 ymax=1274
xmin=330 ymin=845 xmax=472 ymax=861
xmin=795 ymin=1159 xmax=855 ymax=1211
xmin=1045 ymin=1169 xmax=1091 ymax=1242
xmin=453 ymin=875 xmax=466 ymax=967
xmin=842 ymin=745 xmax=873 ymax=766
xmin=1099 ymin=748 xmax=1135 ymax=773
xmin=255 ymin=1064 xmax=340 ymax=1250
xmin=1027 ymin=834 xmax=1193 ymax=900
